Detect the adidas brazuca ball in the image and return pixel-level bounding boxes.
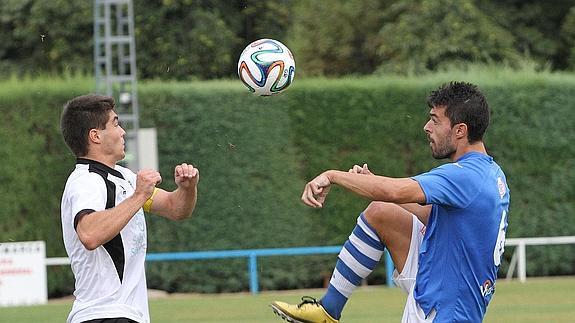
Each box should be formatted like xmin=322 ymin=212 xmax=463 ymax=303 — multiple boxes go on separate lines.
xmin=237 ymin=39 xmax=295 ymax=96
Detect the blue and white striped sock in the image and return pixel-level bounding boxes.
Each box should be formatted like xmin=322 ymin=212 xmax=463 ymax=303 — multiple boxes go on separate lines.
xmin=320 ymin=213 xmax=385 ymax=319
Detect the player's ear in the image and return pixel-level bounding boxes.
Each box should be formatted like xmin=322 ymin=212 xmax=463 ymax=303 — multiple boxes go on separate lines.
xmin=454 ymin=123 xmax=467 ymax=140
xmin=88 ymin=128 xmax=101 ymax=144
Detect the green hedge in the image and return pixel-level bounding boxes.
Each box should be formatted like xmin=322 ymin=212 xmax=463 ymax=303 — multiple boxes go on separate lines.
xmin=0 ymin=71 xmax=573 ymax=296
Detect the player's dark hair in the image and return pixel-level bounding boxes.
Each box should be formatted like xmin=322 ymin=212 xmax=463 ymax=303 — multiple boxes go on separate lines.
xmin=426 ymin=81 xmax=490 ymax=143
xmin=60 ymin=94 xmax=115 ymax=157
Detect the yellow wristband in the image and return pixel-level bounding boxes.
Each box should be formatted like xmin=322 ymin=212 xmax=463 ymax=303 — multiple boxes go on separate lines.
xmin=143 ymin=188 xmax=159 ymax=212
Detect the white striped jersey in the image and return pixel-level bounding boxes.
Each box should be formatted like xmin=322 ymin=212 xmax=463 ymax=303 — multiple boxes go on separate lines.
xmin=61 ymin=158 xmax=149 ymax=323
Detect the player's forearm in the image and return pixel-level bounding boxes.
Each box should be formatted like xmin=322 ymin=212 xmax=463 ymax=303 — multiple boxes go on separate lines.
xmin=325 ymin=170 xmax=394 ymax=200
xmin=76 ymin=193 xmax=148 ymax=250
xmin=326 ymin=170 xmax=422 ymax=204
xmin=162 ymin=186 xmax=198 ymax=221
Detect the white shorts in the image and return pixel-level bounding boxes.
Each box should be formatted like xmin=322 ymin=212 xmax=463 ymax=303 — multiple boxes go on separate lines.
xmin=392 ymin=214 xmax=436 ymax=323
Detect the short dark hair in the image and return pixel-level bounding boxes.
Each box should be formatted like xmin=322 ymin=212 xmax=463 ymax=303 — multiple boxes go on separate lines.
xmin=60 ymin=94 xmax=115 ymax=157
xmin=426 ymin=81 xmax=490 ymax=143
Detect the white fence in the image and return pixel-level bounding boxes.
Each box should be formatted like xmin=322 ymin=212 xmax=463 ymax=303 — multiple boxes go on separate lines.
xmin=505 ymin=236 xmax=575 ymax=282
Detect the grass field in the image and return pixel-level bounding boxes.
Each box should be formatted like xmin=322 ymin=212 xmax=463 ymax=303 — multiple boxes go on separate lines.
xmin=2 ymin=276 xmax=574 ymax=322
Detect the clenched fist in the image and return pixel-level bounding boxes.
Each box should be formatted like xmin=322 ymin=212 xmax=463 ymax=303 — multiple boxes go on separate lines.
xmin=174 ymin=163 xmax=199 ymax=190
xmin=136 ymin=169 xmax=162 ymax=199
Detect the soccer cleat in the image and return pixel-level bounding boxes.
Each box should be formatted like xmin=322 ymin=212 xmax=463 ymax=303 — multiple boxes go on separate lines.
xmin=270 ymin=296 xmax=339 ymax=323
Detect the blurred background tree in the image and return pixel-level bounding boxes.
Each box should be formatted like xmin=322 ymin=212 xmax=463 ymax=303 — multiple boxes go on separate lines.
xmin=478 ymin=0 xmax=575 ymax=70
xmin=377 ymin=0 xmax=521 ymax=74
xmin=560 ymin=5 xmax=575 ymax=70
xmin=1 ymin=0 xmax=575 ymax=79
xmin=286 ymin=0 xmax=386 ymax=76
xmin=134 ymin=0 xmax=241 ymax=80
xmin=0 ymin=0 xmax=92 ymax=76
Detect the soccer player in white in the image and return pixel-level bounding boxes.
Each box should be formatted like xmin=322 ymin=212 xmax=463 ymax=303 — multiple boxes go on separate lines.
xmin=271 ymin=82 xmax=510 ymax=322
xmin=60 ymin=94 xmax=199 ymax=323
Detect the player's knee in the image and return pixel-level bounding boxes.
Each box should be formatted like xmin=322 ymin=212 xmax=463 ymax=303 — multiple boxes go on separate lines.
xmin=363 ymin=202 xmax=394 ymax=225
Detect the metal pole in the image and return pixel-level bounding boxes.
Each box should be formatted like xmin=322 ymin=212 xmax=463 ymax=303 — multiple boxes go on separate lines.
xmin=249 ymin=254 xmax=259 ymax=294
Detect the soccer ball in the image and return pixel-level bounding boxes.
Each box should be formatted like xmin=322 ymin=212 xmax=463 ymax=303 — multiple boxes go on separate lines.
xmin=237 ymin=39 xmax=295 ymax=96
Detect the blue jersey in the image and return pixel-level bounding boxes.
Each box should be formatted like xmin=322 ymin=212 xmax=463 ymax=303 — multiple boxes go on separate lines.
xmin=412 ymin=152 xmax=510 ymax=322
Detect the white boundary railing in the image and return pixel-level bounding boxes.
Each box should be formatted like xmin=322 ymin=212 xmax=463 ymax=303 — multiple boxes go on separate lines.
xmin=505 ymin=236 xmax=575 ymax=282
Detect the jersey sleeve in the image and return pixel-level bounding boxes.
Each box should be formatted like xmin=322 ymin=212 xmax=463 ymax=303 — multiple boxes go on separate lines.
xmin=412 ymin=162 xmax=483 ymax=209
xmin=67 ymin=173 xmax=108 ymax=222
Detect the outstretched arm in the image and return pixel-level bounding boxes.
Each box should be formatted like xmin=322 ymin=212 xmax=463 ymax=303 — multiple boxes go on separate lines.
xmin=147 ymin=163 xmax=199 ymax=221
xmin=343 ymin=163 xmax=431 ymax=224
xmin=329 ymin=170 xmax=425 ymax=203
xmin=302 ymin=165 xmax=426 ymax=208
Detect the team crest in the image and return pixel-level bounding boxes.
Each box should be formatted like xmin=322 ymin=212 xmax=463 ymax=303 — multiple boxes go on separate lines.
xmin=480 ymin=279 xmax=495 ymax=297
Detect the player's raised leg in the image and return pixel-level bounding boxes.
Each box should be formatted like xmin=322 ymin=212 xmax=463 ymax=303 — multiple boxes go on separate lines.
xmin=271 ymin=202 xmax=414 ymax=323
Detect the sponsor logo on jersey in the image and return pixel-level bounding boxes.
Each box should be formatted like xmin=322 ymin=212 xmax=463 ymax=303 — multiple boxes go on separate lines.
xmin=118 ymin=184 xmax=127 ymax=197
xmin=480 ymin=279 xmax=495 ymax=297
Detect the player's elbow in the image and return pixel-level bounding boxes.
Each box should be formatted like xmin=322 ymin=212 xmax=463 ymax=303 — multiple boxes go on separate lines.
xmin=173 ymin=209 xmax=194 ymax=221
xmin=80 ymin=237 xmax=101 ymax=251
xmin=77 ymin=231 xmax=102 ymax=251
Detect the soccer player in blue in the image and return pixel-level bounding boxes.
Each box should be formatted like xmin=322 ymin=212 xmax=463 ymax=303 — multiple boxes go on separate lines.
xmin=271 ymin=82 xmax=510 ymax=322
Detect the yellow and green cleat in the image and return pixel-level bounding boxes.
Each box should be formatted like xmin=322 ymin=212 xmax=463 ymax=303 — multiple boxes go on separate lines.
xmin=270 ymin=296 xmax=339 ymax=323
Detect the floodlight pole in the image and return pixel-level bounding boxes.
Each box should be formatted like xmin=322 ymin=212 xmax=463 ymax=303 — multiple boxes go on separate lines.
xmin=94 ymin=0 xmax=140 ymax=170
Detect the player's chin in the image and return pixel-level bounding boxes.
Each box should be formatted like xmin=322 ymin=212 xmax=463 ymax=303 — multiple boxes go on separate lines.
xmin=114 ymin=152 xmax=125 ymax=163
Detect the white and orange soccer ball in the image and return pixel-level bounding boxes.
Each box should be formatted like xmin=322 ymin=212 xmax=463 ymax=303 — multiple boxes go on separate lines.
xmin=237 ymin=39 xmax=296 ymax=96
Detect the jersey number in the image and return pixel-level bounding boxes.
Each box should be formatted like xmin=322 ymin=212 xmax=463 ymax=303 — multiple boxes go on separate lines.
xmin=493 ymin=210 xmax=507 ymax=266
